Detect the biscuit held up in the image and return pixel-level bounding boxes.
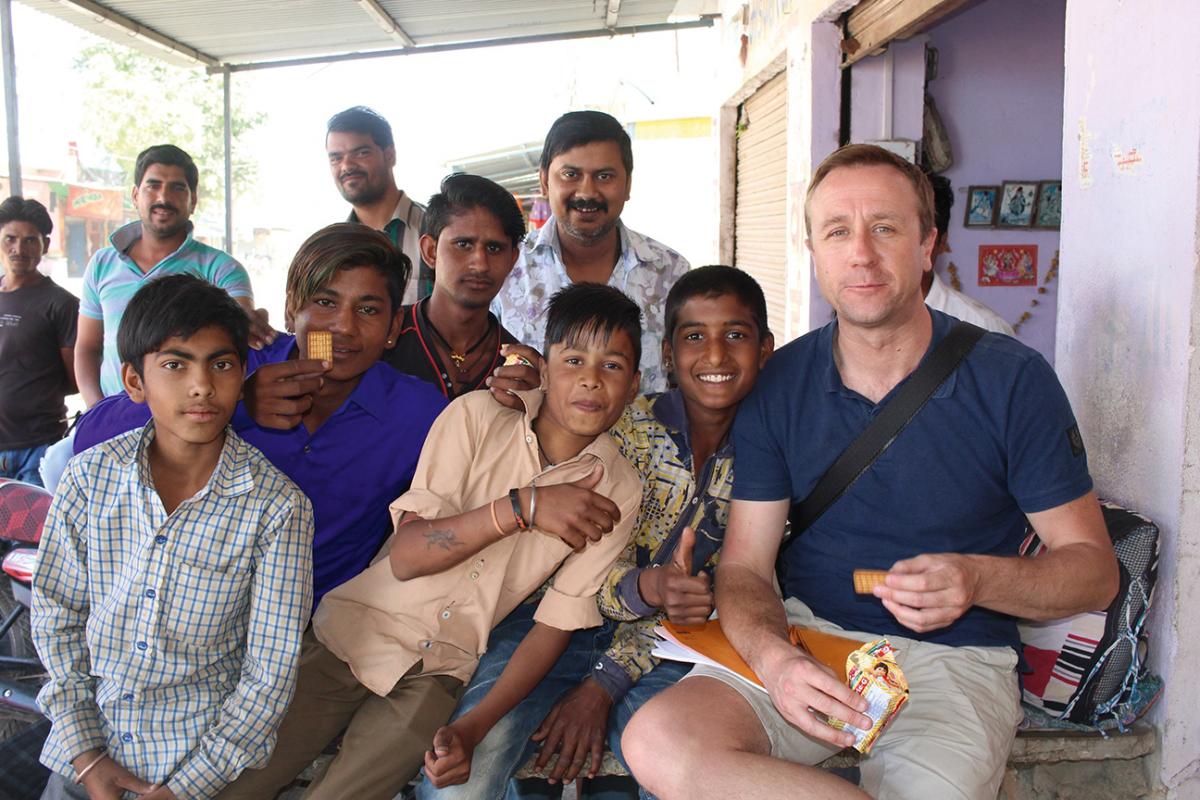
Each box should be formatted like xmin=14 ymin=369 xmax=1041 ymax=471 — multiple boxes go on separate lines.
xmin=307 ymin=330 xmax=332 ymax=362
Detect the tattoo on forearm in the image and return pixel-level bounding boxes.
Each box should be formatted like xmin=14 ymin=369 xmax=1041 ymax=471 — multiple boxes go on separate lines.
xmin=424 ymin=529 xmax=460 ymax=551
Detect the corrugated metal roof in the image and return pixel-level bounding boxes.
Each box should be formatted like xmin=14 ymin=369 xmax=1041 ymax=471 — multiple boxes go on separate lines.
xmin=447 ymin=140 xmax=543 ymax=195
xmin=20 ymin=0 xmax=711 ymax=69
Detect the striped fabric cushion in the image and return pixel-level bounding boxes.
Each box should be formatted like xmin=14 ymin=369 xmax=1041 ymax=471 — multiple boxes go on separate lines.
xmin=1018 ymin=502 xmax=1159 ymax=726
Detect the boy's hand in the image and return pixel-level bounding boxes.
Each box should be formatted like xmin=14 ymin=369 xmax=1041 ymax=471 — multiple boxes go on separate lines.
xmin=243 ymin=358 xmax=329 ymax=430
xmin=73 ymin=752 xmax=155 ymax=800
xmin=138 ymin=786 xmax=179 ymax=800
xmin=531 ymin=677 xmax=612 ymax=785
xmin=529 ymin=466 xmax=621 ymax=551
xmin=423 ymin=723 xmax=476 ymax=788
xmin=637 ymin=527 xmax=714 ymax=625
xmin=487 ymin=344 xmax=543 ymax=410
xmin=247 ymin=307 xmax=277 ymax=349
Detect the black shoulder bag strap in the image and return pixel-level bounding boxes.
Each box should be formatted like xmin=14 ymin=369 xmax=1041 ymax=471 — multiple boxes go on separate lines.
xmin=788 ymin=321 xmax=987 ymax=538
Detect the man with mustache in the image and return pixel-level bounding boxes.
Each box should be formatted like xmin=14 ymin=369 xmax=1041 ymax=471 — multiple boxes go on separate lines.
xmin=0 ymin=196 xmax=77 ymax=485
xmin=73 ymin=144 xmax=267 ymax=409
xmin=491 ymin=111 xmax=690 ymax=392
xmin=328 ymin=106 xmax=433 ymax=304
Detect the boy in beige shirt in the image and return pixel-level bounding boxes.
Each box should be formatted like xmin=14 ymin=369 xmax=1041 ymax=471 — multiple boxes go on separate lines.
xmin=219 ymin=282 xmax=644 ymax=800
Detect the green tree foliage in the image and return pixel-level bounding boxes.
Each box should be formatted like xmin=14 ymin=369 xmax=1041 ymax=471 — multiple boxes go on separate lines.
xmin=73 ymin=42 xmax=264 ymax=216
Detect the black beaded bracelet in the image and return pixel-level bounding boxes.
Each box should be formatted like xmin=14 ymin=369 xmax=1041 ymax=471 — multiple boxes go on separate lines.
xmin=508 ymin=488 xmax=528 ymax=530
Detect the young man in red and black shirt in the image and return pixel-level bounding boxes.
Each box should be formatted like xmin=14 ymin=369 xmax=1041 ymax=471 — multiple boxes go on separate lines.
xmin=387 ymin=174 xmax=526 ymax=400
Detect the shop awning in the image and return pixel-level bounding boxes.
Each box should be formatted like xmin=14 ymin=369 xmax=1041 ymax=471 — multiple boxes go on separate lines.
xmin=19 ymin=0 xmax=716 ymax=71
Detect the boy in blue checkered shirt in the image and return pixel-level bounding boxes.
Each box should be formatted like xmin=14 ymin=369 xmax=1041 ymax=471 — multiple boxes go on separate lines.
xmin=32 ymin=275 xmax=315 ymax=800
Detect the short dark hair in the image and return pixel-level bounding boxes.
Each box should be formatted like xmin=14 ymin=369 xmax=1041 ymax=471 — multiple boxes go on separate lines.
xmin=929 ymin=173 xmax=953 ymax=244
xmin=118 ymin=274 xmax=249 ymax=378
xmin=423 ymin=174 xmax=526 ymax=249
xmin=806 ymin=144 xmax=934 ymax=240
xmin=539 ymin=111 xmax=633 ymax=175
xmin=285 ymin=223 xmax=409 ymax=323
xmin=327 ymin=106 xmax=394 ymax=150
xmin=664 ymin=265 xmax=770 ymax=341
xmin=0 ymin=196 xmax=52 ymax=236
xmin=544 ymin=283 xmax=642 ymax=368
xmin=134 ymin=145 xmax=199 ymax=193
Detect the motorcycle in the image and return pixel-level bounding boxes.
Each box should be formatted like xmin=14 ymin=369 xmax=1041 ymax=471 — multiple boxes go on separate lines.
xmin=0 ymin=477 xmax=51 ymax=738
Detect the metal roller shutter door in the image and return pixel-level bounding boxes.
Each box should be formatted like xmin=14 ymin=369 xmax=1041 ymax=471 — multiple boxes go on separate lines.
xmin=734 ymin=71 xmax=788 ymax=341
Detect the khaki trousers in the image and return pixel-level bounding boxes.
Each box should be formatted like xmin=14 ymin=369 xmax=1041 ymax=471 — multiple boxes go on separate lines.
xmin=218 ymin=629 xmax=463 ymax=800
xmin=687 ymin=598 xmax=1024 ymax=800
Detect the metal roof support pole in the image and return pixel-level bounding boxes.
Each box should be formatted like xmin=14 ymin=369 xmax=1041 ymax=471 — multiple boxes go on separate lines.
xmin=1 ymin=0 xmax=21 ymax=196
xmin=222 ymin=66 xmax=232 ymax=253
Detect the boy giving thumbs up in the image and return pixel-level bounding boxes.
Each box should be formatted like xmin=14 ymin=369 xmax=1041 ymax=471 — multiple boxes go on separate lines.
xmin=416 ymin=266 xmax=775 ymax=798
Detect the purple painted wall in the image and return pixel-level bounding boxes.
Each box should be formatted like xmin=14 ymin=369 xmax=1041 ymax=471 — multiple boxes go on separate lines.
xmin=925 ymin=0 xmax=1066 ymax=363
xmin=850 ymin=37 xmax=928 ymax=145
xmin=1056 ymin=0 xmax=1200 ymax=790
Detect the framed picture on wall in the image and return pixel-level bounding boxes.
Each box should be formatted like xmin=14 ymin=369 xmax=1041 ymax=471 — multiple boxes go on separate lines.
xmin=964 ymin=186 xmax=999 ymax=227
xmin=997 ymin=181 xmax=1039 ymax=227
xmin=979 ymin=244 xmax=1038 ymax=286
xmin=1034 ymin=180 xmax=1062 ymax=228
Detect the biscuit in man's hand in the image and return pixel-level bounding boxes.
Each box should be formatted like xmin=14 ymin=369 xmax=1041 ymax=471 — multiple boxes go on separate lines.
xmin=307 ymin=330 xmax=332 ymax=362
xmin=853 ymin=570 xmax=888 ymax=594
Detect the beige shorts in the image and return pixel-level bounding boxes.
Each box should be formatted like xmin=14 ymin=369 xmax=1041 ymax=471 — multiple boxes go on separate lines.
xmin=685 ymin=599 xmax=1022 ymax=800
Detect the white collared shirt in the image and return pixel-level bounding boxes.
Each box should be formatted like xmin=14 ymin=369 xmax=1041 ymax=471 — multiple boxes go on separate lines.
xmin=491 ymin=217 xmax=690 ymax=393
xmin=925 ymin=272 xmax=1016 ymax=336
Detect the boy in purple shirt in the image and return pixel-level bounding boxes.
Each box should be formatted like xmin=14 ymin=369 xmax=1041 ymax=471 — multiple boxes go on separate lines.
xmin=73 ymin=223 xmax=447 ymax=605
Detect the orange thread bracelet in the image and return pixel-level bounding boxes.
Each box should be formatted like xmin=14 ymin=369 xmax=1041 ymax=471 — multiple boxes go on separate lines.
xmin=490 ymin=498 xmax=507 ymax=537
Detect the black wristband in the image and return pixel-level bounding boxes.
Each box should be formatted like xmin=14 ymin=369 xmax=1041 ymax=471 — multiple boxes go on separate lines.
xmin=508 ymin=488 xmax=527 ymax=530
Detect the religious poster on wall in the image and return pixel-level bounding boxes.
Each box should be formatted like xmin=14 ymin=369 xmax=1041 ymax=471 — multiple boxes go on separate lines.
xmin=978 ymin=244 xmax=1037 ymax=287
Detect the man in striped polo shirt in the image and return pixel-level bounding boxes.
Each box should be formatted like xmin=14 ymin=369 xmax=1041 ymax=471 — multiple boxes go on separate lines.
xmin=73 ymin=144 xmax=269 ymax=408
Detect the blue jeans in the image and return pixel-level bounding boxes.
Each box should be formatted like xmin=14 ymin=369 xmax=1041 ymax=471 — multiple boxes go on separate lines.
xmin=0 ymin=444 xmax=50 ymax=487
xmin=416 ymin=603 xmax=690 ymax=800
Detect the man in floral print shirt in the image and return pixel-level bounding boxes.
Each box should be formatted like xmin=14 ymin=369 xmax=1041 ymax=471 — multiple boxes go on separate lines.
xmin=491 ymin=111 xmax=689 ymax=392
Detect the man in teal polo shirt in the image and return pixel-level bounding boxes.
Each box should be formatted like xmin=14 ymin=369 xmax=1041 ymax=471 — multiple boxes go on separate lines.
xmin=73 ymin=144 xmax=268 ymax=408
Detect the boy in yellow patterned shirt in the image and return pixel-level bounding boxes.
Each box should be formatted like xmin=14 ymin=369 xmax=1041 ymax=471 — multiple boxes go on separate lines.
xmin=419 ymin=266 xmax=774 ymax=799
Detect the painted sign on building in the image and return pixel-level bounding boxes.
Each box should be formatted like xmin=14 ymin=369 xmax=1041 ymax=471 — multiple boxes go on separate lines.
xmin=66 ymin=185 xmax=124 ymax=221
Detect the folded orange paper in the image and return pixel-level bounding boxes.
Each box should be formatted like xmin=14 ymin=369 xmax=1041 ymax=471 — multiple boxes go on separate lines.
xmin=660 ymin=620 xmax=865 ymax=686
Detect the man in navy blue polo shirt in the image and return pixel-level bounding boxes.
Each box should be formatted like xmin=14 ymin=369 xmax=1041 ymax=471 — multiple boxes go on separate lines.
xmin=622 ymin=145 xmax=1119 ymax=800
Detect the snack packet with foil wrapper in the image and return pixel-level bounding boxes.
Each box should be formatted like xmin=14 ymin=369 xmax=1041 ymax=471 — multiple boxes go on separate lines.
xmin=653 ymin=622 xmax=909 ymax=754
xmin=829 ymin=639 xmax=909 ymax=753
